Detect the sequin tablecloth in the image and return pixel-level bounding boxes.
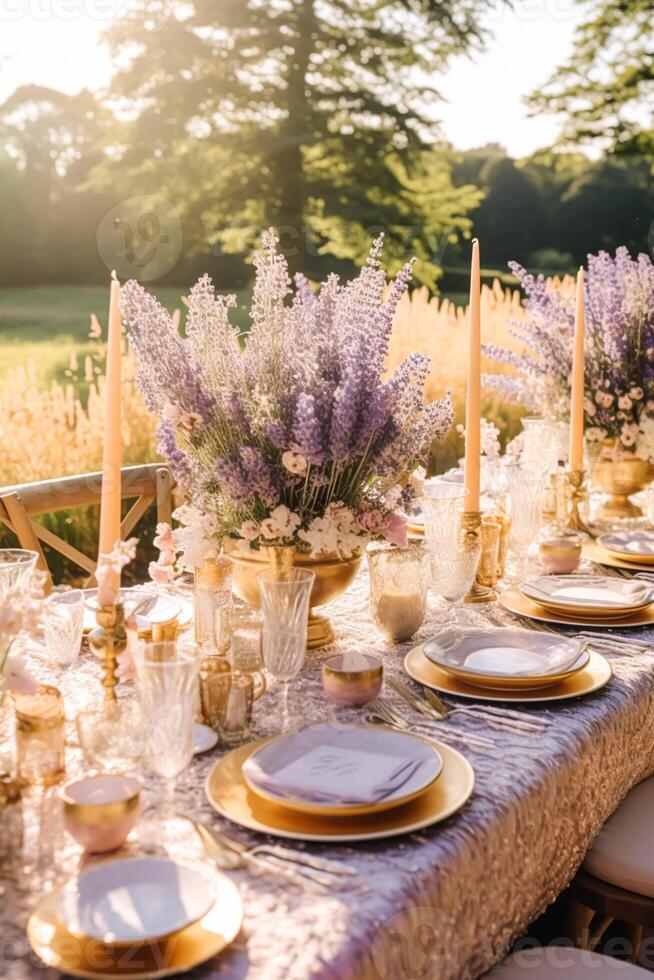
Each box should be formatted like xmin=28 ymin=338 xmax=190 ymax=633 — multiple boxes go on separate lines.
xmin=2 ymin=569 xmax=654 ymax=980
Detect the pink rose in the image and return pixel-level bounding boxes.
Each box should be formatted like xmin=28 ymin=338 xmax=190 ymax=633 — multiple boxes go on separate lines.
xmin=382 ymin=512 xmax=408 ymax=549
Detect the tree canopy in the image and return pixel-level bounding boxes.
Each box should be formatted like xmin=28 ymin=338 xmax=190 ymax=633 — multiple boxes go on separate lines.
xmin=92 ymin=0 xmax=501 ymax=284
xmin=528 ymin=0 xmax=654 ymax=159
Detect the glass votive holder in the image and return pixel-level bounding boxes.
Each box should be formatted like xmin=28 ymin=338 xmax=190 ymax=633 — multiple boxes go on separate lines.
xmin=14 ymin=685 xmax=65 ymax=787
xmin=199 ymin=656 xmax=265 ymax=742
xmin=367 ymin=542 xmax=428 ymax=642
xmin=228 ymin=603 xmax=263 ymax=675
xmin=44 ymin=589 xmax=85 ymax=669
xmin=322 ymin=653 xmax=383 ymax=707
xmin=194 ymin=556 xmax=233 ymax=654
xmin=477 ymin=518 xmax=502 ymax=588
xmin=538 ymin=529 xmax=585 ymax=574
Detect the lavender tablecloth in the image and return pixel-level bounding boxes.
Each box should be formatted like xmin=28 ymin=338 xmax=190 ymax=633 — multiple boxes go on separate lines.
xmin=2 ymin=569 xmax=654 ymax=980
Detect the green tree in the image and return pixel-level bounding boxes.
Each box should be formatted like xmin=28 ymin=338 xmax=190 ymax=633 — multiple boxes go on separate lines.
xmin=528 ymin=0 xmax=654 ymax=159
xmin=98 ymin=0 xmax=498 ymax=282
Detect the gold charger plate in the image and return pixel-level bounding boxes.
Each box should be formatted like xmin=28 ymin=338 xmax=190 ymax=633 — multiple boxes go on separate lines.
xmin=27 ymin=870 xmax=242 ymax=979
xmin=404 ymin=645 xmax=612 ymax=704
xmin=205 ymin=734 xmax=474 ymax=841
xmin=583 ymin=540 xmax=654 ymax=572
xmin=499 ymin=587 xmax=654 ymax=628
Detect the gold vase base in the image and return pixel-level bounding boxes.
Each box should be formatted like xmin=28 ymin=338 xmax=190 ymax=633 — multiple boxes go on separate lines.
xmin=465 ymin=582 xmax=497 ymax=604
xmin=597 ymin=495 xmax=643 ymax=521
xmin=307 ymin=612 xmax=334 ymax=650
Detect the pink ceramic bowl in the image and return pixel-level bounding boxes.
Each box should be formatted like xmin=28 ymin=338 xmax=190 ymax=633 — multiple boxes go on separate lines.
xmin=322 ymin=654 xmax=383 ymax=707
xmin=61 ymin=774 xmax=141 ymax=854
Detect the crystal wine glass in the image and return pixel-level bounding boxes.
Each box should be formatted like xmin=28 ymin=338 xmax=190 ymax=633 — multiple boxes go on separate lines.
xmin=44 ymin=589 xmax=85 ymax=669
xmin=506 ymin=462 xmax=547 ymax=578
xmin=428 ymin=533 xmax=481 ymax=624
xmin=257 ymin=567 xmax=315 ymax=733
xmin=420 ymin=483 xmax=469 ymax=549
xmin=133 ymin=639 xmax=199 ymax=837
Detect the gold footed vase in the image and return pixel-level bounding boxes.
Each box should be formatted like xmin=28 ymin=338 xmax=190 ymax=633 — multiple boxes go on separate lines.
xmin=228 ymin=546 xmax=360 ymax=650
xmin=592 ymin=446 xmax=652 ymax=520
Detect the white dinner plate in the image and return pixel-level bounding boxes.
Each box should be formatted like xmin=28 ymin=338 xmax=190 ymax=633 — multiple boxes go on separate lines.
xmin=242 ymin=722 xmax=443 ymax=816
xmin=598 ymin=531 xmax=654 ymax=564
xmin=521 ymin=575 xmax=654 ymax=616
xmin=193 ymin=723 xmax=218 ymax=755
xmin=58 ymin=857 xmax=216 ymax=945
xmin=423 ymin=626 xmax=588 ymax=691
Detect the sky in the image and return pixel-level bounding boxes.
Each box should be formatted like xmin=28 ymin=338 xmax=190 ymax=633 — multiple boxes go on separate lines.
xmin=0 ymin=2 xmax=587 ymax=158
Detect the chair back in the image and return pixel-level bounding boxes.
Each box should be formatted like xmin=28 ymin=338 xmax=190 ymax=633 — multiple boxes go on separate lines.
xmin=0 ymin=463 xmax=174 ymax=592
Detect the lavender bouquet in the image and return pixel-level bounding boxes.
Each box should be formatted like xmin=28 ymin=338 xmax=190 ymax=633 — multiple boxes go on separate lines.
xmin=484 ymin=248 xmax=654 ymax=460
xmin=121 ymin=231 xmax=453 ymax=564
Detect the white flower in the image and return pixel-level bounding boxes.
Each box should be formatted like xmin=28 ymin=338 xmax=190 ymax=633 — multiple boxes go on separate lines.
xmin=172 ymin=504 xmax=203 ymax=527
xmin=259 ymin=505 xmax=302 ymax=541
xmin=179 ymin=411 xmax=203 ymax=433
xmin=636 ymin=415 xmax=654 ymax=463
xmin=618 ymin=395 xmax=633 ymax=411
xmin=238 ymin=520 xmax=260 ymax=542
xmin=409 ymin=466 xmax=426 ymax=495
xmin=585 ymin=427 xmax=606 ymax=442
xmin=584 ymin=397 xmax=596 ymax=418
xmin=282 ymin=450 xmax=308 ymax=476
xmin=172 ymin=524 xmax=215 ymax=570
xmin=630 ymin=387 xmax=644 ymax=401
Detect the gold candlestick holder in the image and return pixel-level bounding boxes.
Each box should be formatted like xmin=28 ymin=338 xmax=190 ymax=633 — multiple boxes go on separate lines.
xmin=461 ymin=511 xmax=496 ymax=603
xmin=88 ymin=602 xmax=127 ymax=703
xmin=567 ymin=469 xmax=593 ymax=536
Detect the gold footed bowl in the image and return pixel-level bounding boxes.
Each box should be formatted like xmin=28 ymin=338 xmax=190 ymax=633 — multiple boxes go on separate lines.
xmin=229 ymin=548 xmax=361 ymax=650
xmin=592 ymin=452 xmax=651 ymax=520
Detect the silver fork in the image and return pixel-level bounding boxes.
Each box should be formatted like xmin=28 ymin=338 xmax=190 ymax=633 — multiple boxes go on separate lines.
xmin=388 ymin=677 xmax=546 ymax=735
xmin=369 ymin=697 xmax=495 ymax=751
xmin=515 ymin=617 xmax=650 ymax=653
xmin=186 ymin=817 xmax=357 ymax=893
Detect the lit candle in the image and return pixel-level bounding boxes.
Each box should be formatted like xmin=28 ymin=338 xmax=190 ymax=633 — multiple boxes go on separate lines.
xmin=97 ymin=273 xmax=123 ymax=606
xmin=464 ymin=238 xmax=481 ymax=512
xmin=569 ymin=268 xmax=585 ymax=472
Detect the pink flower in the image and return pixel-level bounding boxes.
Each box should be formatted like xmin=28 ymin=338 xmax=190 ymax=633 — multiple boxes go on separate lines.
xmin=179 ymin=411 xmax=203 ymax=433
xmin=149 ymin=560 xmax=175 ymax=585
xmin=153 ymin=522 xmax=175 ymax=551
xmin=357 ymin=509 xmax=385 ymax=533
xmin=382 ymin=512 xmax=408 ymax=549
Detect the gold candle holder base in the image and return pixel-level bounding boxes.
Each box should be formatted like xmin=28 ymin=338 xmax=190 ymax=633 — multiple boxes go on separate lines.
xmin=567 ymin=470 xmax=593 ymax=536
xmin=88 ymin=602 xmax=127 ymax=703
xmin=461 ymin=511 xmax=496 ymax=604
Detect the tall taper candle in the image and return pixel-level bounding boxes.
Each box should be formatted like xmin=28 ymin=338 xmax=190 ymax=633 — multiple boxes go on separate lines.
xmin=97 ymin=272 xmax=123 ymax=605
xmin=463 ymin=238 xmax=481 ymax=513
xmin=569 ymin=267 xmax=585 ymax=472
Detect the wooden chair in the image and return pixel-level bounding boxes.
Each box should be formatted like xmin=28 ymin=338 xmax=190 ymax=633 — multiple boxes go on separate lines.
xmin=0 ymin=463 xmax=174 ymax=592
xmin=566 ymin=775 xmax=654 ymax=966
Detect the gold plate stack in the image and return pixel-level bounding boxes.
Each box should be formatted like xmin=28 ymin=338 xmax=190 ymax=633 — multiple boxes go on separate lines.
xmin=205 ymin=733 xmax=475 ymax=842
xmin=404 ymin=644 xmax=612 ymax=705
xmin=27 ymin=870 xmax=243 ymax=979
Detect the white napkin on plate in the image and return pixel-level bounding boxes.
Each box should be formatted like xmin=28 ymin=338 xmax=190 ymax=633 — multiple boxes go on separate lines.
xmin=243 ymin=722 xmax=435 ymax=805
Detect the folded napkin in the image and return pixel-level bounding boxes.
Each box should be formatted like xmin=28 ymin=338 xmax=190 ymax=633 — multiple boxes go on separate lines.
xmin=243 ymin=722 xmax=438 ymax=806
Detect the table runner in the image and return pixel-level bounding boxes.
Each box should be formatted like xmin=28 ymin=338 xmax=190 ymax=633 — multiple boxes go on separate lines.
xmin=2 ymin=569 xmax=654 ymax=980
